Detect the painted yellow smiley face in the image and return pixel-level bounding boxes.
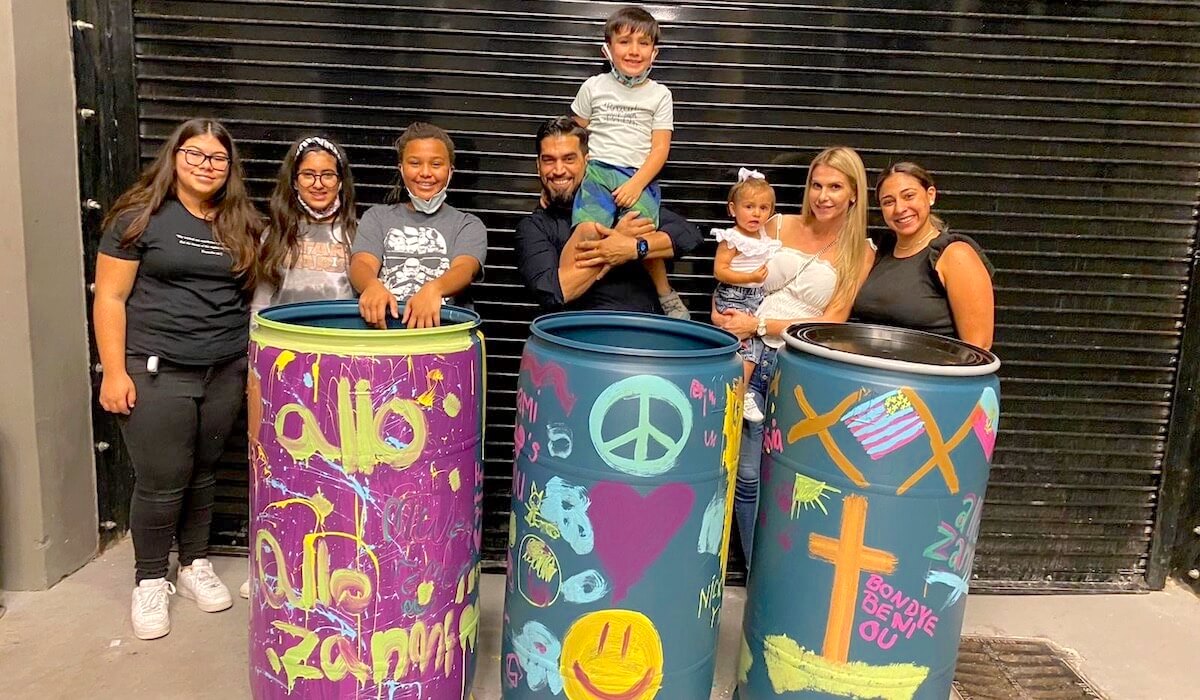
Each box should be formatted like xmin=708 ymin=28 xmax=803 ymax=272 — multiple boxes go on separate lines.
xmin=560 ymin=610 xmax=664 ymax=700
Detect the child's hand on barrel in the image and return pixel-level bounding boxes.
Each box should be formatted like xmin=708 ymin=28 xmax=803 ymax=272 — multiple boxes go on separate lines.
xmin=359 ymin=280 xmax=399 ymax=329
xmin=404 ymin=282 xmax=444 ymax=329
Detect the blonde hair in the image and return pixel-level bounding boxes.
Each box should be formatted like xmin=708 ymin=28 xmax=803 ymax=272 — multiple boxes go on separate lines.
xmin=727 ymin=177 xmax=776 ymax=212
xmin=801 ymin=146 xmax=869 ymax=311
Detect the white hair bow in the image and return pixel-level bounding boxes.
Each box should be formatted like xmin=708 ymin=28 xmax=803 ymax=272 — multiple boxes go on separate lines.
xmin=738 ymin=167 xmax=765 ymax=182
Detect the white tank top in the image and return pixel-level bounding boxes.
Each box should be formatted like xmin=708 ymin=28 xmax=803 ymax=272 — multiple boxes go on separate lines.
xmin=755 ymin=246 xmax=838 ymax=349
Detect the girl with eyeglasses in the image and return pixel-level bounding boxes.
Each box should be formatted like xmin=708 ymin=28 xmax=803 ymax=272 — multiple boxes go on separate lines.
xmin=252 ymin=135 xmax=358 ymax=313
xmin=239 ymin=135 xmax=358 ymax=599
xmin=93 ymin=118 xmax=262 ymax=640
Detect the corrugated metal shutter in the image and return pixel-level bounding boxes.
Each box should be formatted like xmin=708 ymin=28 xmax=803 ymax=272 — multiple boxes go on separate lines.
xmin=126 ymin=0 xmax=1200 ymax=589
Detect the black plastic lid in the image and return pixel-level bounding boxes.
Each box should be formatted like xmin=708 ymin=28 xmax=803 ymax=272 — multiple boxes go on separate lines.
xmin=784 ymin=322 xmax=1000 ymax=377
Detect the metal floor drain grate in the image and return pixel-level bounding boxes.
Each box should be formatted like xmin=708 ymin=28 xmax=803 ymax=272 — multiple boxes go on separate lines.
xmin=953 ymin=636 xmax=1106 ymax=700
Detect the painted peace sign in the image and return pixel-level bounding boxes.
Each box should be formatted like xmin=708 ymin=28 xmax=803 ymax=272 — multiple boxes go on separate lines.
xmin=588 ymin=375 xmax=693 ymax=477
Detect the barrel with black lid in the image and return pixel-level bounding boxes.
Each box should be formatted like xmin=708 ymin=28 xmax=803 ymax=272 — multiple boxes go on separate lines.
xmin=737 ymin=323 xmax=1000 ymax=700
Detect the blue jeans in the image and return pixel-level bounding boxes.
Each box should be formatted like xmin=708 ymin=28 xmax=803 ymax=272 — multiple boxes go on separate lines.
xmin=734 ymin=347 xmax=778 ymax=568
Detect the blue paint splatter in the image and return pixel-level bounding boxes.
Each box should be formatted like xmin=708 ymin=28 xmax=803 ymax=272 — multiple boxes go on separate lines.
xmin=926 ymin=569 xmax=970 ymax=609
xmin=562 ymin=569 xmax=610 ymax=604
xmin=697 ymin=486 xmax=726 ymax=556
xmin=511 ymin=621 xmax=564 ymax=694
xmin=542 ymin=476 xmax=594 ymax=555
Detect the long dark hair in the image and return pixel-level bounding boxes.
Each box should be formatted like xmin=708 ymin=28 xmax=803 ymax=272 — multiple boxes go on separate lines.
xmin=102 ymin=118 xmax=261 ymax=289
xmin=260 ymin=136 xmax=357 ymax=289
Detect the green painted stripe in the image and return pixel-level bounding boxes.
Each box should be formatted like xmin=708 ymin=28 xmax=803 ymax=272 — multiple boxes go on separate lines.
xmin=250 ymin=316 xmax=477 ymax=355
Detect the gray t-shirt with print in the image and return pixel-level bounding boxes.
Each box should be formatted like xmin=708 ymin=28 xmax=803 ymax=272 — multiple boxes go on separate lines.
xmin=353 ymin=202 xmax=488 ymax=305
xmin=251 ymin=221 xmax=355 ymax=313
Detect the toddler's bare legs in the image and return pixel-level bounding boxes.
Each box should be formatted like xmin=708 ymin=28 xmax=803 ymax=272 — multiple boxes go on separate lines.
xmin=742 ymin=359 xmax=755 ymax=393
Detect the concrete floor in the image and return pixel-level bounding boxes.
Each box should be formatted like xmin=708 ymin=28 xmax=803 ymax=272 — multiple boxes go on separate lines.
xmin=1 ymin=540 xmax=1197 ymax=699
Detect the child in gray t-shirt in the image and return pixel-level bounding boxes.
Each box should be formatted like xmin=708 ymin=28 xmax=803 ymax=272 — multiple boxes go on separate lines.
xmin=353 ymin=202 xmax=487 ymax=306
xmin=349 ymin=122 xmax=488 ymax=329
xmin=567 ymin=6 xmax=688 ymax=320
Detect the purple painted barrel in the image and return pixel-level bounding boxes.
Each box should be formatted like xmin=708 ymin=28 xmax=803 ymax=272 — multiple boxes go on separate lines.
xmin=247 ymin=300 xmax=484 ymax=699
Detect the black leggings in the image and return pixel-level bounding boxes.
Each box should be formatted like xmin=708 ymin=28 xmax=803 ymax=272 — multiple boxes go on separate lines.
xmin=120 ymin=355 xmax=247 ymax=582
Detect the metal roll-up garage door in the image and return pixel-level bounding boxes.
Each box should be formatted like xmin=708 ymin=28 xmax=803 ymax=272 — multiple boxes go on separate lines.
xmin=95 ymin=0 xmax=1200 ymax=589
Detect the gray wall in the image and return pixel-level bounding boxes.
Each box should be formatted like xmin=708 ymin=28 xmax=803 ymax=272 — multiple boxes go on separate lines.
xmin=0 ymin=0 xmax=98 ymax=590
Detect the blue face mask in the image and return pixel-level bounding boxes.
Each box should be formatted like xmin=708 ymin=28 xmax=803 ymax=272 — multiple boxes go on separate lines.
xmin=408 ymin=186 xmax=447 ymax=214
xmin=407 ymin=172 xmax=452 ymax=214
xmin=601 ymin=44 xmax=655 ymax=87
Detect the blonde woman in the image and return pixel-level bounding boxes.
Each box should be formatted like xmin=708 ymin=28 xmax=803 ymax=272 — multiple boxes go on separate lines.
xmin=712 ymin=146 xmax=874 ymax=565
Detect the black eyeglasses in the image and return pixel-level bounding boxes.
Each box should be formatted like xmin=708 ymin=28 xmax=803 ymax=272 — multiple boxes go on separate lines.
xmin=176 ymin=147 xmax=230 ymax=171
xmin=296 ymin=171 xmax=341 ymax=188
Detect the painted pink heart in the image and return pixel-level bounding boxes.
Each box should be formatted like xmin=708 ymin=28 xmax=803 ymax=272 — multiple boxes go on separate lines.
xmin=588 ymin=481 xmax=695 ymax=604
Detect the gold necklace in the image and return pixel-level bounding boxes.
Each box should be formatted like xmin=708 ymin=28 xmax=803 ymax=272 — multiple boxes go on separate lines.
xmin=895 ymin=227 xmax=938 ymax=254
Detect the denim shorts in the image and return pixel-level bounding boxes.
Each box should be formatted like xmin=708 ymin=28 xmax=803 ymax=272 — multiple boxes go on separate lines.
xmin=714 ymin=284 xmax=766 ymax=364
xmin=714 ymin=283 xmax=764 ymax=315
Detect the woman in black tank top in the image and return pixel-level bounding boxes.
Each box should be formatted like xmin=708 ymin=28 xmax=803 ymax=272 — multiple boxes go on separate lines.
xmin=853 ymin=162 xmax=995 ymax=349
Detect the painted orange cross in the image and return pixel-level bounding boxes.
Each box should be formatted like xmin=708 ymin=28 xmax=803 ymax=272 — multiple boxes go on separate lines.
xmin=787 ymin=386 xmax=870 ymax=487
xmin=809 ymin=494 xmax=897 ymax=663
xmin=894 ymin=387 xmax=965 ymax=496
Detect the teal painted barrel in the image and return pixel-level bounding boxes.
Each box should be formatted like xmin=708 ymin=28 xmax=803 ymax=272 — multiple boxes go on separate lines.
xmin=501 ymin=311 xmax=743 ymax=700
xmin=247 ymin=300 xmax=484 ymax=699
xmin=737 ymin=324 xmax=1000 ymax=700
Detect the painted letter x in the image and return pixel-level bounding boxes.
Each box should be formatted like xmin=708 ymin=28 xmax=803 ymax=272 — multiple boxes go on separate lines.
xmin=895 ymin=387 xmax=964 ymax=495
xmin=788 ymin=386 xmax=869 ymax=488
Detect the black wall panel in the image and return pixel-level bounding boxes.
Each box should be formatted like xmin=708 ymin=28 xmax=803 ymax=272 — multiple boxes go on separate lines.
xmin=108 ymin=0 xmax=1200 ymax=589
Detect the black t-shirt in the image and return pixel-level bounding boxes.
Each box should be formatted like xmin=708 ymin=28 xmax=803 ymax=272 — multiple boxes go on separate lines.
xmin=514 ymin=204 xmax=703 ymax=313
xmin=99 ymin=199 xmax=250 ymax=365
xmin=852 ymin=232 xmax=992 ymax=338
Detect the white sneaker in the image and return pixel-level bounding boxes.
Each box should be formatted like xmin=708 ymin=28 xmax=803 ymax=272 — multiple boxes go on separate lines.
xmin=131 ymin=578 xmax=175 ymax=640
xmin=177 ymin=558 xmax=233 ymax=612
xmin=744 ymin=393 xmax=765 ymax=424
xmin=239 ymin=578 xmax=250 ymax=599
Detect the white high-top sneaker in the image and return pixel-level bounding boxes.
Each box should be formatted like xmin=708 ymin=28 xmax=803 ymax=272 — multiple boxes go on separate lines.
xmin=744 ymin=392 xmax=766 ymax=424
xmin=177 ymin=558 xmax=233 ymax=612
xmin=131 ymin=578 xmax=175 ymax=640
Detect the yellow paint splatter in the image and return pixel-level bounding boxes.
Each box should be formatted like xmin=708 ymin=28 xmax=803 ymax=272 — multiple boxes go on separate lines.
xmin=449 ymin=467 xmax=462 ymax=492
xmin=310 ymin=358 xmax=320 ymax=402
xmin=762 ymin=635 xmax=929 ymax=700
xmin=416 ymin=581 xmax=434 ymax=606
xmin=311 ymin=490 xmax=334 ymax=520
xmin=791 ymin=474 xmax=841 ymax=518
xmin=718 ymin=381 xmax=743 ymax=578
xmin=443 ymin=392 xmax=461 ymax=417
xmin=738 ymin=634 xmax=753 ymax=683
xmin=272 ymin=350 xmax=297 ymax=380
xmin=417 ymin=368 xmax=445 ymax=407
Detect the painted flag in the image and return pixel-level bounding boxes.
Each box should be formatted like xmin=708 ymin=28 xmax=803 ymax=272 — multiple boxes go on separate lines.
xmin=840 ymin=389 xmax=927 ymax=460
xmin=970 ymin=387 xmax=1000 ymax=460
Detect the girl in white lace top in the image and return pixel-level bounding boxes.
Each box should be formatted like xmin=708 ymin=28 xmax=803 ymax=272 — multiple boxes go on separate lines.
xmin=711 ymin=169 xmax=782 ymax=422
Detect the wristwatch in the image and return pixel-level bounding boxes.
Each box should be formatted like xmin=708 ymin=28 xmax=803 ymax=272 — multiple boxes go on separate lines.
xmin=635 ymin=236 xmax=649 ymax=260
xmin=756 ymin=318 xmax=768 ymax=337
